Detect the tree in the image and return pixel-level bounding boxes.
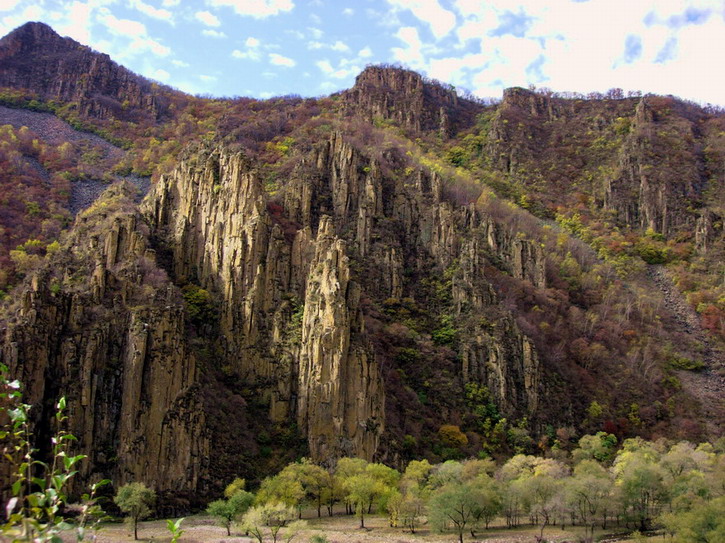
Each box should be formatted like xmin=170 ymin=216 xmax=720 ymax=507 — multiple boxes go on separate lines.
xmin=659 ymin=496 xmax=725 ymax=543
xmin=612 ymin=439 xmax=667 ymax=531
xmin=343 ymin=474 xmax=380 ymax=528
xmin=241 ymin=503 xmax=303 ymax=543
xmin=428 ymin=483 xmax=481 ymax=543
xmin=206 ymin=490 xmax=254 ymax=535
xmin=567 ymin=459 xmax=613 ymax=539
xmin=0 ymin=368 xmax=107 ymax=543
xmin=114 ymin=482 xmax=156 ymax=540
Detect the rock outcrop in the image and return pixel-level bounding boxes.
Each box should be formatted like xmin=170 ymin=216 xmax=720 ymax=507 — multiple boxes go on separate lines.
xmin=604 ymin=97 xmax=705 ymax=235
xmin=0 ymin=22 xmax=168 ymax=120
xmin=343 ymin=66 xmax=479 ymax=137
xmin=0 ymin=184 xmax=207 ymax=497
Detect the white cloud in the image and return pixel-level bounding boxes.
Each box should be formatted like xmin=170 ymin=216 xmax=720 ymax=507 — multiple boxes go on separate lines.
xmin=200 ymin=74 xmax=217 ymax=82
xmin=202 ymin=29 xmax=226 ymax=38
xmin=96 ymin=9 xmax=171 ymax=57
xmin=98 ymin=12 xmax=146 ymax=37
xmin=385 ymin=0 xmax=456 ymax=39
xmin=316 ymin=58 xmax=361 ymax=80
xmin=0 ymin=0 xmax=22 ymax=12
xmin=358 ymin=46 xmax=373 ymax=58
xmin=131 ymin=0 xmax=173 ymax=22
xmin=316 ymin=60 xmax=334 ymax=74
xmin=269 ymin=52 xmax=295 ymax=67
xmin=162 ymin=0 xmax=179 ymax=6
xmin=343 ymin=8 xmax=354 ymax=16
xmin=172 ymin=59 xmax=190 ymax=67
xmin=207 ymin=0 xmax=294 ymax=19
xmin=308 ymin=26 xmax=323 ymax=39
xmin=151 ymin=68 xmax=170 ymax=81
xmin=307 ymin=39 xmax=349 ymax=52
xmin=232 ymin=48 xmax=260 ymax=60
xmin=196 ymin=10 xmax=220 ymax=26
xmin=131 ymin=36 xmax=171 ymax=56
xmin=392 ymin=26 xmax=425 ymax=67
xmin=330 ymin=40 xmax=349 ymax=52
xmin=232 ymin=36 xmax=262 ymax=60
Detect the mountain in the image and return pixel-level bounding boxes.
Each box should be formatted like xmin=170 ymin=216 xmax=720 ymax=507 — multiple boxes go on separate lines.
xmin=0 ymin=21 xmax=172 ymax=120
xmin=0 ymin=22 xmax=722 ymax=507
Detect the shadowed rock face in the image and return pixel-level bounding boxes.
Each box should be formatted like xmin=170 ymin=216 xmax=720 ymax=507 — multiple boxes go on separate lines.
xmin=0 ymin=130 xmax=546 ymax=499
xmin=1 ymin=184 xmax=208 ymax=501
xmin=1 ymin=22 xmax=722 ymax=506
xmin=0 ymin=22 xmax=167 ymax=120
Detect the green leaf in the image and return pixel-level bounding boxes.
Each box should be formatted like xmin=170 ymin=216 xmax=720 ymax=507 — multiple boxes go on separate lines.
xmin=32 ymin=477 xmax=47 ymax=490
xmin=11 ymin=480 xmax=22 ymax=495
xmin=8 ymin=407 xmax=27 ymax=423
xmin=57 ymin=397 xmax=66 ymax=411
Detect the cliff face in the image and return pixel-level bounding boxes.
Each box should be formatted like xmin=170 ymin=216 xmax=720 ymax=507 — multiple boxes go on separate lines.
xmin=604 ymin=98 xmax=705 ymax=235
xmin=486 ymin=86 xmax=715 ymax=239
xmin=343 ymin=66 xmax=479 ymax=137
xmin=2 ymin=26 xmax=719 ymax=500
xmin=0 ymin=184 xmax=207 ymax=498
xmin=141 ymin=130 xmax=545 ymax=466
xmin=0 ymin=22 xmax=167 ymax=120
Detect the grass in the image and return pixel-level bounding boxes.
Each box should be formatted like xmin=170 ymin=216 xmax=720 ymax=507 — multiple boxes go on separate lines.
xmin=79 ymin=512 xmax=623 ymax=543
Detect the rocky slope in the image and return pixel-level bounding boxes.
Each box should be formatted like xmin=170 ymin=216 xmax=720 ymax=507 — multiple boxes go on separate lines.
xmin=0 ymin=22 xmax=723 ymax=506
xmin=0 ymin=22 xmax=170 ymax=120
xmin=1 ymin=184 xmax=207 ymax=500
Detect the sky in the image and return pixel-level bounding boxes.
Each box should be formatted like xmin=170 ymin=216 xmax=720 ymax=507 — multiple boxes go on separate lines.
xmin=1 ymin=0 xmax=724 ymax=105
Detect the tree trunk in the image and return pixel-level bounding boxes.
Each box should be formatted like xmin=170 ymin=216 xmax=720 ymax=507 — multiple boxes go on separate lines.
xmin=133 ymin=517 xmax=138 ymax=540
xmin=226 ymin=523 xmax=231 ymax=536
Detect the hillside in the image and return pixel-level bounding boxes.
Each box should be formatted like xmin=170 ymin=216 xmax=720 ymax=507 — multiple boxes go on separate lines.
xmin=0 ymin=22 xmax=722 ymax=506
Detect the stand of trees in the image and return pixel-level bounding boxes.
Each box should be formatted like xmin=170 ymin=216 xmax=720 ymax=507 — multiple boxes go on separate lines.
xmin=205 ymin=432 xmax=724 ymax=543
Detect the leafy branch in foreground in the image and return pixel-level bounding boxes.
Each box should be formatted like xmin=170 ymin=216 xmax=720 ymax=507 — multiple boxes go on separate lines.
xmin=1 ymin=363 xmax=108 ymax=542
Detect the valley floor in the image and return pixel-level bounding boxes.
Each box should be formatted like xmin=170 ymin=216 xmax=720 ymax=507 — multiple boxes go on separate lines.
xmin=80 ymin=513 xmax=632 ymax=543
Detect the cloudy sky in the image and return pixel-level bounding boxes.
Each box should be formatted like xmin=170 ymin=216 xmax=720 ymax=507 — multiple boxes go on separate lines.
xmin=1 ymin=0 xmax=723 ymax=104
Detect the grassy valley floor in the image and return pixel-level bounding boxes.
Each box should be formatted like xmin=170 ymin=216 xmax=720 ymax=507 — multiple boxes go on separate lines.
xmin=81 ymin=513 xmax=632 ymax=543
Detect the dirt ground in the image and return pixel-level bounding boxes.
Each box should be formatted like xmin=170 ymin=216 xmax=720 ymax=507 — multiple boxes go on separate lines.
xmin=80 ymin=513 xmax=619 ymax=543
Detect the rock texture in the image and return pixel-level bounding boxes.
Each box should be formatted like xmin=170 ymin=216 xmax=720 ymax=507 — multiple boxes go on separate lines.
xmin=343 ymin=66 xmax=478 ymax=137
xmin=0 ymin=22 xmax=167 ymax=120
xmin=0 ymin=184 xmax=207 ymax=497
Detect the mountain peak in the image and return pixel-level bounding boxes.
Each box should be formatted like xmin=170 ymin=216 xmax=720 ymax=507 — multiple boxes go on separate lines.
xmin=0 ymin=21 xmax=169 ymax=121
xmin=1 ymin=21 xmax=66 ymax=50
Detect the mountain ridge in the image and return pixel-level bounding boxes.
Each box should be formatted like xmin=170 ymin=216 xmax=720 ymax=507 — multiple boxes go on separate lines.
xmin=0 ymin=21 xmax=722 ymax=507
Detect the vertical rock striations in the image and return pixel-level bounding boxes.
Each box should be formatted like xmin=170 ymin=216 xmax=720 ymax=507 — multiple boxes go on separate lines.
xmin=297 ymin=217 xmax=383 ymax=460
xmin=0 ymin=184 xmax=207 ymax=497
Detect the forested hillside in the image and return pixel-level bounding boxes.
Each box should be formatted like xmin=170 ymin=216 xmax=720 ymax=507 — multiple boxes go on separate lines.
xmin=0 ymin=22 xmax=722 ymax=513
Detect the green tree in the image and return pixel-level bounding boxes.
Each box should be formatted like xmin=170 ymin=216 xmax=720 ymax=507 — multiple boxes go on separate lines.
xmin=343 ymin=474 xmax=380 ymax=528
xmin=428 ymin=482 xmax=481 ymax=543
xmin=206 ymin=490 xmax=254 ymax=535
xmin=659 ymin=496 xmax=725 ymax=542
xmin=0 ymin=368 xmax=107 ymax=543
xmin=572 ymin=432 xmax=618 ymax=465
xmin=567 ymin=459 xmax=614 ymax=538
xmin=613 ymin=439 xmax=667 ymax=531
xmin=241 ymin=503 xmax=304 ymax=543
xmin=114 ymin=482 xmax=156 ymax=540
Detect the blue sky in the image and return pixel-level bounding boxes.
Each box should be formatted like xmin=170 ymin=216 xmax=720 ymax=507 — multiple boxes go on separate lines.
xmin=1 ymin=0 xmax=724 ymax=104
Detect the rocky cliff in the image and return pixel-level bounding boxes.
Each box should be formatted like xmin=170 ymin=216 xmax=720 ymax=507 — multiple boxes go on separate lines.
xmin=0 ymin=22 xmax=168 ymax=120
xmin=1 ymin=184 xmax=207 ymax=500
xmin=1 ymin=23 xmax=722 ymax=503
